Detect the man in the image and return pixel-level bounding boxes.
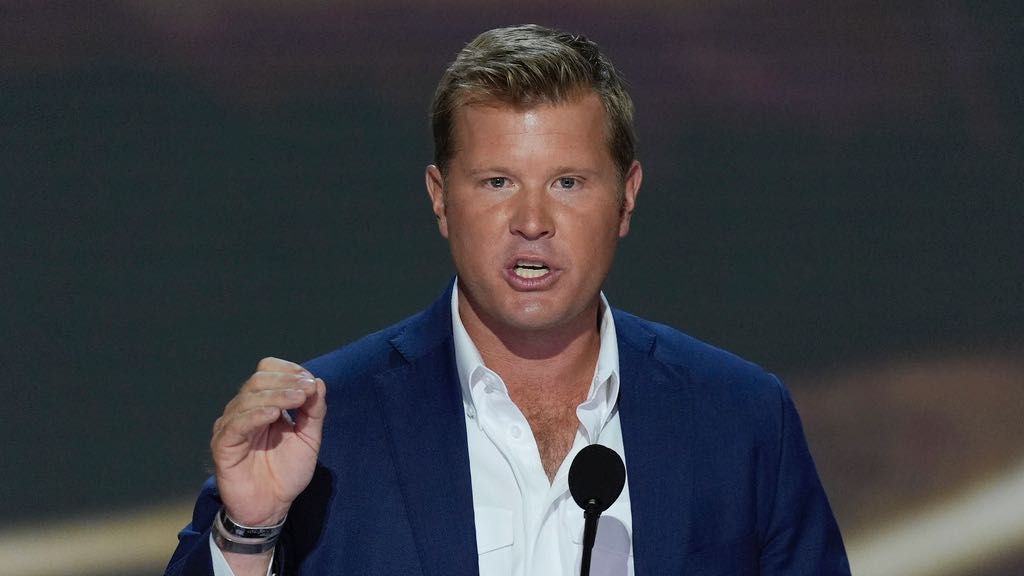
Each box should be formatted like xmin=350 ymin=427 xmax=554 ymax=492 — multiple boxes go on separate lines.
xmin=167 ymin=24 xmax=850 ymax=576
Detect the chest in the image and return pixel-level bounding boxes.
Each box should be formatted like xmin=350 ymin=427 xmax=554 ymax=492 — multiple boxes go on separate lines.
xmin=513 ymin=390 xmax=587 ymax=479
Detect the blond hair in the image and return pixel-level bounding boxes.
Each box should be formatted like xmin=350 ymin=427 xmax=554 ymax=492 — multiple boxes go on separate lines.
xmin=431 ymin=24 xmax=636 ymax=183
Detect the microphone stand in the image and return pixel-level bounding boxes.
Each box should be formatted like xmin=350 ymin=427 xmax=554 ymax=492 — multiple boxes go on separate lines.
xmin=579 ymin=498 xmax=601 ymax=576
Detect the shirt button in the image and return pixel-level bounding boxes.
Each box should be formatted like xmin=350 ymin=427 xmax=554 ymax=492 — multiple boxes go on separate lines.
xmin=509 ymin=425 xmax=522 ymax=439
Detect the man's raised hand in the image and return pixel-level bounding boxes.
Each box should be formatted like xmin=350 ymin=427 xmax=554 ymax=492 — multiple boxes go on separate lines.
xmin=211 ymin=357 xmax=327 ymax=527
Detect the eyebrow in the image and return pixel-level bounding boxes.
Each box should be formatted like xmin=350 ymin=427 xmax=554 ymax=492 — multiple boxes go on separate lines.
xmin=550 ymin=166 xmax=599 ymax=177
xmin=464 ymin=167 xmax=514 ymax=177
xmin=463 ymin=166 xmax=600 ymax=177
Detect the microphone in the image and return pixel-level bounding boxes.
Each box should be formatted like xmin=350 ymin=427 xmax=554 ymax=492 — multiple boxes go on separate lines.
xmin=568 ymin=444 xmax=626 ymax=576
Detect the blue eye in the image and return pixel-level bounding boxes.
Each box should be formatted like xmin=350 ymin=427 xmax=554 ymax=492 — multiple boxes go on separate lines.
xmin=487 ymin=177 xmax=507 ymax=188
xmin=557 ymin=177 xmax=578 ymax=189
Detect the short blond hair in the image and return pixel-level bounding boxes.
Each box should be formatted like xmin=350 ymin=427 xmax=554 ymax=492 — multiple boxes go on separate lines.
xmin=431 ymin=24 xmax=636 ymax=183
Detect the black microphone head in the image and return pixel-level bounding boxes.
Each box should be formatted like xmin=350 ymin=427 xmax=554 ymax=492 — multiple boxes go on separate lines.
xmin=568 ymin=444 xmax=626 ymax=513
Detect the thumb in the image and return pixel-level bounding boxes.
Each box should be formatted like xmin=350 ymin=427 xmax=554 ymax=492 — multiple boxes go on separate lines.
xmin=293 ymin=377 xmax=327 ymax=438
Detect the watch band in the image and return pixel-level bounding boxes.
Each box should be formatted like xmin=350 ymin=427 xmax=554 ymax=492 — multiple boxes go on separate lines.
xmin=218 ymin=508 xmax=287 ymax=539
xmin=212 ymin=507 xmax=286 ymax=555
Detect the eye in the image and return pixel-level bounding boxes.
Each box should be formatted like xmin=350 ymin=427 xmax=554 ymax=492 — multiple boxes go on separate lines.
xmin=486 ymin=177 xmax=508 ymax=189
xmin=556 ymin=177 xmax=579 ymax=189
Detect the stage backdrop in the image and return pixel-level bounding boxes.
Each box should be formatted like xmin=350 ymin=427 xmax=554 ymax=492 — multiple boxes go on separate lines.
xmin=2 ymin=2 xmax=1021 ymax=575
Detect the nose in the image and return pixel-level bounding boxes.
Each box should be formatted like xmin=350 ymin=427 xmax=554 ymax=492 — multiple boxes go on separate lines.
xmin=509 ymin=186 xmax=555 ymax=240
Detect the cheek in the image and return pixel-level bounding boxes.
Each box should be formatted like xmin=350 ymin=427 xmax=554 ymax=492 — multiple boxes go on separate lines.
xmin=448 ymin=217 xmax=481 ymax=245
xmin=580 ymin=211 xmax=623 ymax=241
xmin=587 ymin=224 xmax=624 ymax=266
xmin=448 ymin=222 xmax=495 ymax=269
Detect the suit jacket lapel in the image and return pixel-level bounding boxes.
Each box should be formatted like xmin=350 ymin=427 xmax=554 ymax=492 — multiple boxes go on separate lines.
xmin=615 ymin=311 xmax=695 ymax=576
xmin=373 ymin=288 xmax=479 ymax=576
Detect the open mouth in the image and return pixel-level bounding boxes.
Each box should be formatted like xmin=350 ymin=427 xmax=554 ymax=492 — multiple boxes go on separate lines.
xmin=513 ymin=260 xmax=550 ymax=279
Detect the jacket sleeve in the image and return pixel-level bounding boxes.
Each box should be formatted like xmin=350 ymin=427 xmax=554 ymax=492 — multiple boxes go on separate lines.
xmin=164 ymin=477 xmax=220 ymax=576
xmin=759 ymin=376 xmax=851 ymax=575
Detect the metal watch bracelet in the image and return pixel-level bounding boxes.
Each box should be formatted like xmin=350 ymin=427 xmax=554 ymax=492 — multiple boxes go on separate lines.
xmin=212 ymin=507 xmax=285 ymax=555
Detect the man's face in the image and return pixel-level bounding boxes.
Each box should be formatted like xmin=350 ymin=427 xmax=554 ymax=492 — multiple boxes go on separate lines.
xmin=426 ymin=92 xmax=641 ymax=339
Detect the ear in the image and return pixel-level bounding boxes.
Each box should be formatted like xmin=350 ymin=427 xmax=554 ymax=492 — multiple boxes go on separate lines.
xmin=618 ymin=160 xmax=642 ymax=238
xmin=425 ymin=165 xmax=449 ymax=238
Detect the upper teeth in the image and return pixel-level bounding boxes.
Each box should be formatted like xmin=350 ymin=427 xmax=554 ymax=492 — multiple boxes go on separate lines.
xmin=514 ymin=261 xmax=548 ymax=279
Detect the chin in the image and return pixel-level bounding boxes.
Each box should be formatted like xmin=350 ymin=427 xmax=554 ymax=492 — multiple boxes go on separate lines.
xmin=499 ymin=299 xmax=590 ymax=334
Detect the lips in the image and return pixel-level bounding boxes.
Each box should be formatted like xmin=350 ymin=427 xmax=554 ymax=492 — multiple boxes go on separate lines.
xmin=504 ymin=255 xmax=558 ymax=288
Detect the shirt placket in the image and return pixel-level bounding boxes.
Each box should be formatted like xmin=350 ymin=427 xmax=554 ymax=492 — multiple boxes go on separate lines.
xmin=475 ymin=370 xmax=551 ymax=574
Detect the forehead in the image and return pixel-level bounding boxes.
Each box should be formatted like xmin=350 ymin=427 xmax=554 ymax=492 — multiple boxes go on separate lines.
xmin=448 ymin=93 xmax=613 ymax=167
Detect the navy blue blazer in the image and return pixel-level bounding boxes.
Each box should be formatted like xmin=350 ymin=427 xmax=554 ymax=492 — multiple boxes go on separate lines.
xmin=167 ymin=285 xmax=850 ymax=575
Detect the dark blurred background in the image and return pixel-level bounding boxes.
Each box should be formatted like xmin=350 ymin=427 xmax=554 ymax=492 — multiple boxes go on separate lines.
xmin=2 ymin=2 xmax=1022 ymax=575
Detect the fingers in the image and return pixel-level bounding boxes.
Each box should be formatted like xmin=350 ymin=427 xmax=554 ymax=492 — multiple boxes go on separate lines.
xmin=213 ymin=358 xmax=323 ymax=445
xmin=220 ymin=381 xmax=313 ymax=430
xmin=293 ymin=377 xmax=327 ymax=432
xmin=223 ymin=359 xmax=314 ymax=410
xmin=255 ymin=356 xmax=308 ymax=375
xmin=212 ymin=404 xmax=284 ymax=448
xmin=244 ymin=358 xmax=315 ymax=393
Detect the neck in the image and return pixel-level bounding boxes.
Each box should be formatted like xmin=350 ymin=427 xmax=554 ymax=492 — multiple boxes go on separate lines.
xmin=457 ymin=290 xmax=602 ymax=398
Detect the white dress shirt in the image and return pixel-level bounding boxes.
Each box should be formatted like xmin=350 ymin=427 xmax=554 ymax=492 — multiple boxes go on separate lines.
xmin=454 ymin=284 xmax=633 ymax=576
xmin=212 ymin=284 xmax=633 ymax=575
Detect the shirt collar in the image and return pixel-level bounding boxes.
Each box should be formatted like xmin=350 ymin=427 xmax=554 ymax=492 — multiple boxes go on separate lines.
xmin=450 ymin=281 xmax=621 ymax=440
